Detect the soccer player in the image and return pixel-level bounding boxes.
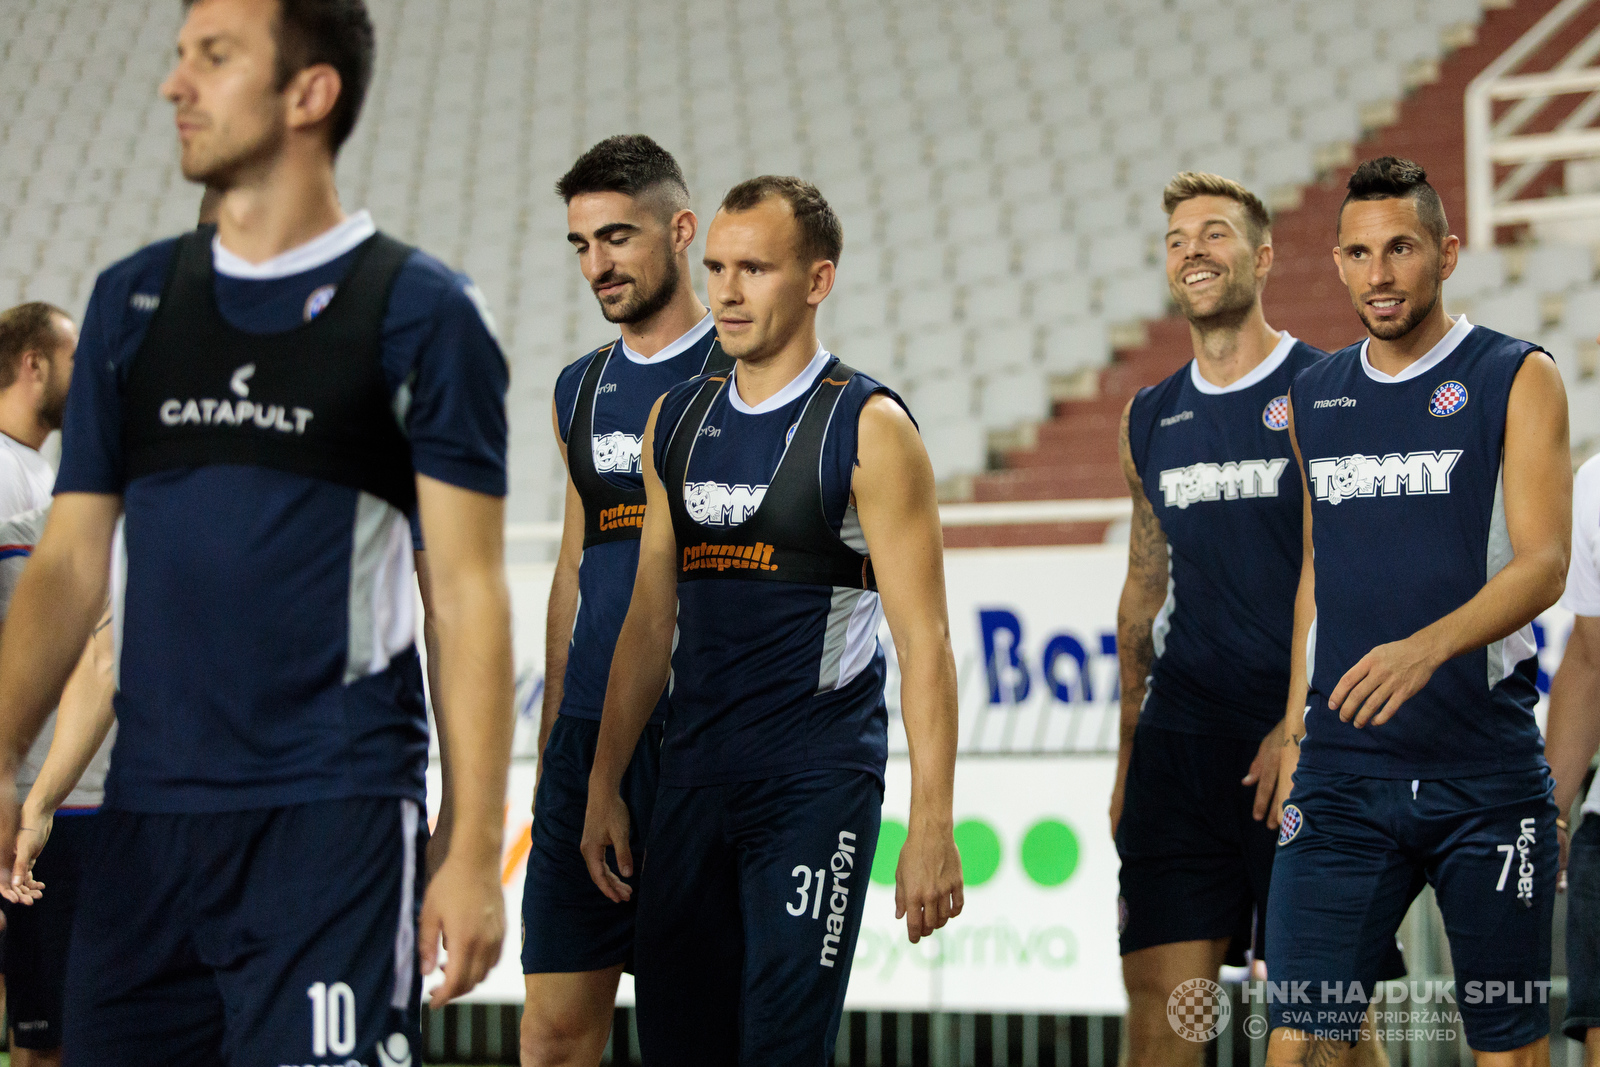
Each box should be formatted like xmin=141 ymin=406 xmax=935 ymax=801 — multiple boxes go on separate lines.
xmin=580 ymin=177 xmax=963 ymax=1063
xmin=1268 ymin=157 xmax=1571 ymax=1066
xmin=0 ymin=304 xmax=75 ymax=521
xmin=0 ymin=2 xmax=515 ymax=1065
xmin=1112 ymin=172 xmax=1326 ymax=1066
xmin=1544 ymin=448 xmax=1600 ymax=1063
xmin=520 ymin=135 xmax=730 ymax=1067
xmin=0 ymin=303 xmax=81 ymax=1067
xmin=3 ymin=507 xmax=115 ymax=1067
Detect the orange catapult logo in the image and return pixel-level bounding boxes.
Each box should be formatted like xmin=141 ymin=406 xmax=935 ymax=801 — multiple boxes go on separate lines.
xmin=598 ymin=503 xmax=645 ymax=532
xmin=683 ymin=541 xmax=778 ymax=572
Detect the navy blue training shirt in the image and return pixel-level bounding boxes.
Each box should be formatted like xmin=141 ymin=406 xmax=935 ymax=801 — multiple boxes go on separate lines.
xmin=651 ymin=351 xmax=903 ymax=787
xmin=1127 ymin=334 xmax=1325 ymax=741
xmin=1291 ymin=317 xmax=1545 ymax=778
xmin=552 ymin=313 xmax=719 ymax=723
xmin=55 ymin=212 xmax=509 ymax=812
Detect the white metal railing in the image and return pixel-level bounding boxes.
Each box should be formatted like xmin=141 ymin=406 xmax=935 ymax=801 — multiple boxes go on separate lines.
xmin=1465 ymin=0 xmax=1600 ymax=246
xmin=503 ymin=498 xmax=1132 ymax=544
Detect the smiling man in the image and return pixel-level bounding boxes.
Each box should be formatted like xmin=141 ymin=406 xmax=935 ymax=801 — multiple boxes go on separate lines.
xmin=580 ymin=176 xmax=963 ymax=1064
xmin=521 ymin=135 xmax=730 ymax=1067
xmin=1268 ymin=157 xmax=1571 ymax=1066
xmin=1112 ymin=172 xmax=1327 ymax=1066
xmin=0 ymin=1 xmax=514 ymax=1064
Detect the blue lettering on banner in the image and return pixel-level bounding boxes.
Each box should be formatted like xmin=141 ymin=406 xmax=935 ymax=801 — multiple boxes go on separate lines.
xmin=1042 ymin=634 xmax=1093 ymax=703
xmin=980 ymin=609 xmax=1031 ymax=704
xmin=979 ymin=609 xmax=1117 ymax=707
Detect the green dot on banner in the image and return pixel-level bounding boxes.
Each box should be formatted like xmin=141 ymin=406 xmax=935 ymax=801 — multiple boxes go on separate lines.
xmin=1021 ymin=819 xmax=1079 ymax=887
xmin=872 ymin=820 xmax=908 ymax=886
xmin=953 ymin=819 xmax=1002 ymax=886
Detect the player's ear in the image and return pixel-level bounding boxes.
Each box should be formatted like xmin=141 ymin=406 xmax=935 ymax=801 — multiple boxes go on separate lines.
xmin=284 ymin=63 xmax=342 ymax=141
xmin=807 ymin=259 xmax=835 ymax=307
xmin=1254 ymin=238 xmax=1274 ymax=279
xmin=671 ymin=209 xmax=698 ymax=258
xmin=1437 ymin=234 xmax=1460 ymax=283
xmin=20 ymin=349 xmax=46 ymax=385
xmin=1333 ymin=245 xmax=1348 ymax=286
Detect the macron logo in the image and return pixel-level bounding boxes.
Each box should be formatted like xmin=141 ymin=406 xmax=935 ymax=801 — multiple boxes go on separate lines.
xmin=230 ymin=363 xmax=255 ymax=398
xmin=1312 ymin=397 xmax=1357 ymax=409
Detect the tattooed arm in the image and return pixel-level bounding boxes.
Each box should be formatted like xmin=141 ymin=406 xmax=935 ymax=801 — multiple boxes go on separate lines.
xmin=1110 ymin=398 xmax=1168 ymax=838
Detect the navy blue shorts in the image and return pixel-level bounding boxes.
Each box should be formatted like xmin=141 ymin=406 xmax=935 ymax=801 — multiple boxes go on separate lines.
xmin=1115 ymin=724 xmax=1279 ymax=964
xmin=522 ymin=714 xmax=661 ymax=974
xmin=63 ymin=797 xmax=425 ymax=1067
xmin=1563 ymin=813 xmax=1600 ymax=1041
xmin=1 ymin=810 xmax=101 ymax=1050
xmin=634 ymin=769 xmax=882 ymax=1066
xmin=1267 ymin=766 xmax=1557 ymax=1052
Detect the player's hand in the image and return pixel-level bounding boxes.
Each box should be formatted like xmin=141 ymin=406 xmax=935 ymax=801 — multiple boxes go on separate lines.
xmin=418 ymin=846 xmax=506 ymax=1008
xmin=1329 ymin=634 xmax=1444 ymax=728
xmin=0 ymin=773 xmax=43 ymax=905
xmin=7 ymin=795 xmax=51 ymax=904
xmin=1243 ymin=719 xmax=1286 ymax=826
xmin=895 ymin=819 xmax=963 ymax=944
xmin=580 ymin=786 xmax=633 ymax=903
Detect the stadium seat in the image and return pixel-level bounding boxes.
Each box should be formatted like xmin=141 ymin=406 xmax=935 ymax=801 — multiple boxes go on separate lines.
xmin=1470 ymin=287 xmax=1542 ymax=340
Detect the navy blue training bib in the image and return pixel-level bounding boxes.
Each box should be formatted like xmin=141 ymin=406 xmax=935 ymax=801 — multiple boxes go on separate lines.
xmin=1291 ymin=318 xmax=1545 ymax=778
xmin=650 ymin=351 xmax=907 ymax=787
xmin=1127 ymin=335 xmax=1325 ymax=740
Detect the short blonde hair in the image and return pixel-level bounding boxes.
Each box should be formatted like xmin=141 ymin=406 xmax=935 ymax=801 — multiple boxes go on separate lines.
xmin=1162 ymin=172 xmax=1272 ymax=247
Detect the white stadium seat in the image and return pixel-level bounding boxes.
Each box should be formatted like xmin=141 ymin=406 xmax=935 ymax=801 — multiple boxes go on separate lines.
xmin=1470 ymin=287 xmax=1542 ymax=341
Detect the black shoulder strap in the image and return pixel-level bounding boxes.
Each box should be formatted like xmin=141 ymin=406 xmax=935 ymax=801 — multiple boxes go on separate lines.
xmin=660 ymin=373 xmax=729 ymax=517
xmin=700 ymin=338 xmax=735 ymax=377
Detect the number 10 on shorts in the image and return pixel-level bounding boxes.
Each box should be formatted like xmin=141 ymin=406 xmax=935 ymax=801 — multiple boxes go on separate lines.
xmin=307 ymin=981 xmax=357 ymax=1056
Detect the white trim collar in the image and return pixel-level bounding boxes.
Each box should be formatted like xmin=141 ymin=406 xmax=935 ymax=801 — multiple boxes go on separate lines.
xmin=1189 ymin=331 xmax=1297 ymax=395
xmin=620 ymin=312 xmax=715 ymax=365
xmin=1360 ymin=315 xmax=1474 ymax=383
xmin=213 ymin=211 xmax=377 ymax=280
xmin=730 ymin=347 xmax=831 ymax=415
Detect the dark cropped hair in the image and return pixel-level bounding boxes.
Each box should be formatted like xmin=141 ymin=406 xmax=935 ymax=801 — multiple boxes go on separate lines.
xmin=720 ymin=176 xmax=843 ymax=265
xmin=1339 ymin=156 xmax=1448 ymax=242
xmin=556 ymin=136 xmax=691 ymax=217
xmin=0 ymin=302 xmax=72 ymax=390
xmin=183 ymin=0 xmax=375 ymax=151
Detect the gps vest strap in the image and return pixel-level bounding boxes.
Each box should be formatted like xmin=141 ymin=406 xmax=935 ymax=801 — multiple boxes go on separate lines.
xmin=122 ymin=226 xmax=418 ymax=514
xmin=662 ymin=358 xmax=875 ymax=590
xmin=569 ymin=338 xmax=734 ymax=548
